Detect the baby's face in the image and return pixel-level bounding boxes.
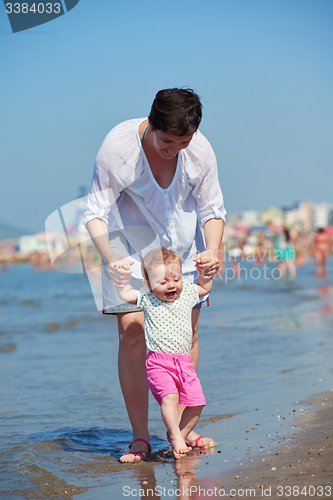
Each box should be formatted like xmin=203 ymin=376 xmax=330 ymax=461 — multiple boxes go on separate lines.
xmin=148 ymin=262 xmax=183 ymax=302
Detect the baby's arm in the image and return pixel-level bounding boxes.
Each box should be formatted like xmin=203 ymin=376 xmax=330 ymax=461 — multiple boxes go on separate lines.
xmin=196 ymin=274 xmax=213 ymax=298
xmin=116 ymin=284 xmax=138 ymax=305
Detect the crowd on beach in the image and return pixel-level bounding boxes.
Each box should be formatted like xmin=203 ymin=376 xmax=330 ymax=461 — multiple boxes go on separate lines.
xmin=219 ymin=224 xmax=332 ymax=280
xmin=0 ymin=246 xmax=52 ymax=273
xmin=0 ymin=224 xmax=332 ymax=280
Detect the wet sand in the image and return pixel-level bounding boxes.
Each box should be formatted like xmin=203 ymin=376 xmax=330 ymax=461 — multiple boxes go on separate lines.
xmin=75 ymin=391 xmax=333 ymax=500
xmin=198 ymin=390 xmax=333 ymax=499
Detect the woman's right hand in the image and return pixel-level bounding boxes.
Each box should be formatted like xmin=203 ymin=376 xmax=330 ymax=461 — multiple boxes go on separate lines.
xmin=107 ymin=255 xmax=134 ymax=288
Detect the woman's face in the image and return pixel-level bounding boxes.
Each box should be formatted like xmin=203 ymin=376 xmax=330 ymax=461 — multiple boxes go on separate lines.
xmin=151 ymin=129 xmax=194 ymax=160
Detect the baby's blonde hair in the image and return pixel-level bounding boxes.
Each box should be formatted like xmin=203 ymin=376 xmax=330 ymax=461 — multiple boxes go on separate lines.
xmin=141 ymin=247 xmax=182 ymax=284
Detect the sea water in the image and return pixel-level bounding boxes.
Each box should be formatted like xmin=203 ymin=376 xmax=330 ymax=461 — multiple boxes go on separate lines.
xmin=1 ymin=259 xmax=333 ymax=499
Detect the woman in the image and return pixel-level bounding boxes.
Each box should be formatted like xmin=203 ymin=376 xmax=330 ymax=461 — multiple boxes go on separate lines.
xmin=313 ymin=228 xmax=331 ymax=278
xmin=278 ymin=227 xmax=296 ymax=279
xmin=85 ymin=88 xmax=226 ymax=463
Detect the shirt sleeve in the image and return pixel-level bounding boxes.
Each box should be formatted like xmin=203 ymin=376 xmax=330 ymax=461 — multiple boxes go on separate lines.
xmin=84 ymin=120 xmax=141 ymax=228
xmin=137 ymin=287 xmax=148 ymax=309
xmin=185 ymin=132 xmax=226 ymax=226
xmin=84 ymin=157 xmax=119 ymax=227
xmin=184 ymin=280 xmax=200 ymax=308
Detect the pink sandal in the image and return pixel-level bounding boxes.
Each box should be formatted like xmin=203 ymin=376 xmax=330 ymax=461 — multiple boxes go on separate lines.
xmin=186 ymin=436 xmax=216 ymax=450
xmin=120 ymin=438 xmax=152 ymax=462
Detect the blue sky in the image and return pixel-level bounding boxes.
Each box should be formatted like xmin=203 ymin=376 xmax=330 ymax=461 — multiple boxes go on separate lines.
xmin=1 ymin=0 xmax=333 ymax=232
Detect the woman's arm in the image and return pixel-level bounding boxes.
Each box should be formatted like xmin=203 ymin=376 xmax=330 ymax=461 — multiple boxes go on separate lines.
xmin=85 ymin=123 xmax=139 ymax=286
xmin=194 ymin=218 xmax=225 ymax=278
xmin=204 ymin=218 xmax=225 ymax=255
xmin=189 ymin=134 xmax=226 ymax=278
xmin=86 ymin=218 xmax=133 ymax=287
xmin=86 ymin=218 xmax=117 ymax=264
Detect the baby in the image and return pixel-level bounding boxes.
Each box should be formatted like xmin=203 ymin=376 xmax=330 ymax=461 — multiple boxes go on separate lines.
xmin=116 ymin=247 xmax=212 ymax=459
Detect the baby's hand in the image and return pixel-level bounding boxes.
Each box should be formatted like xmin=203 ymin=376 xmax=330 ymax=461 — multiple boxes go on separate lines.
xmin=194 ymin=250 xmax=219 ymax=279
xmin=108 ymin=258 xmax=134 ymax=288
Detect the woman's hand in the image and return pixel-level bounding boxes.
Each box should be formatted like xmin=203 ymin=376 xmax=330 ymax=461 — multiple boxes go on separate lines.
xmin=107 ymin=254 xmax=134 ymax=288
xmin=193 ymin=250 xmax=219 ymax=278
xmin=85 ymin=220 xmax=133 ymax=287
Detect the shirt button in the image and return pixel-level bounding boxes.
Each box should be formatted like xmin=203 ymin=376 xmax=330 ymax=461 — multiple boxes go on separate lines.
xmin=167 ymin=207 xmax=170 ymax=210
xmin=173 ymin=241 xmax=177 ymax=245
xmin=170 ymin=224 xmax=173 ymax=228
xmin=212 ymin=203 xmax=215 ymax=206
xmin=164 ymin=190 xmax=167 ymax=193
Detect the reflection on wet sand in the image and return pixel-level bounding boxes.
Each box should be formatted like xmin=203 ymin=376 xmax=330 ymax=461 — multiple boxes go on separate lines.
xmin=127 ymin=448 xmax=217 ymax=499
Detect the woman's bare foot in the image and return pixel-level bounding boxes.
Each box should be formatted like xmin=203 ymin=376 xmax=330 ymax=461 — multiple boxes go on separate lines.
xmin=120 ymin=438 xmax=151 ymax=463
xmin=185 ymin=431 xmax=216 ymax=449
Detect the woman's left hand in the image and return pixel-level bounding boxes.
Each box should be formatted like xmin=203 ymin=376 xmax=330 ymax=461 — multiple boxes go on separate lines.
xmin=193 ymin=250 xmax=219 ymax=278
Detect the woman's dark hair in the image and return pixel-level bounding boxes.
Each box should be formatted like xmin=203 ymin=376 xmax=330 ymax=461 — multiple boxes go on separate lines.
xmin=283 ymin=227 xmax=290 ymax=243
xmin=148 ymin=88 xmax=202 ymax=136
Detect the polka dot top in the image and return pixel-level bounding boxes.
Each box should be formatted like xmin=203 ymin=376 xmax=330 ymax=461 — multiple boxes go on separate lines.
xmin=137 ymin=279 xmax=199 ymax=354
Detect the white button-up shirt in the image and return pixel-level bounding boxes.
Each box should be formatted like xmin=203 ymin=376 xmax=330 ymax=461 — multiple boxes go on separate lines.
xmin=84 ymin=118 xmax=226 ymax=286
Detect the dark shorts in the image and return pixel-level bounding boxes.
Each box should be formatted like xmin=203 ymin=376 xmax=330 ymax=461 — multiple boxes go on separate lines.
xmin=103 ymin=297 xmax=209 ymax=315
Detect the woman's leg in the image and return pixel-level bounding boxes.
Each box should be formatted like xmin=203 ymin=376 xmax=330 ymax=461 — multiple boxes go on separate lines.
xmin=190 ymin=307 xmax=200 ymax=369
xmin=287 ymin=260 xmax=296 ymax=279
xmin=278 ymin=261 xmax=286 ymax=279
xmin=117 ymin=311 xmax=150 ymax=463
xmin=315 ymin=251 xmax=326 ymax=278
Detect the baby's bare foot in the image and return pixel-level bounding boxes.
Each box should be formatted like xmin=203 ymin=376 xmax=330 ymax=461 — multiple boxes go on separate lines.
xmin=170 ymin=434 xmax=192 ymax=459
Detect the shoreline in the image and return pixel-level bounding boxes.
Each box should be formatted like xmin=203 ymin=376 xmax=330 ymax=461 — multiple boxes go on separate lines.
xmin=75 ymin=390 xmax=333 ymax=500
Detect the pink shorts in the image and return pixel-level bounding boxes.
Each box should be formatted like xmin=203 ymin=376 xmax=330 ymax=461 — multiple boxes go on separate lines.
xmin=145 ymin=351 xmax=206 ymax=407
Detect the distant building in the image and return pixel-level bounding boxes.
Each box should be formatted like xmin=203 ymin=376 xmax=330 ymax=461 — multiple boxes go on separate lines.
xmin=19 ymin=233 xmax=49 ymax=254
xmin=19 ymin=232 xmax=67 ymax=256
xmin=282 ymin=200 xmax=312 ymax=233
xmin=218 ymin=199 xmax=332 ymax=234
xmin=241 ymin=210 xmax=261 ymax=226
xmin=260 ymin=206 xmax=284 ymax=226
xmin=329 ymin=209 xmax=333 ymax=227
xmin=299 ymin=201 xmax=312 ymax=233
xmin=312 ymin=202 xmax=333 ymax=229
